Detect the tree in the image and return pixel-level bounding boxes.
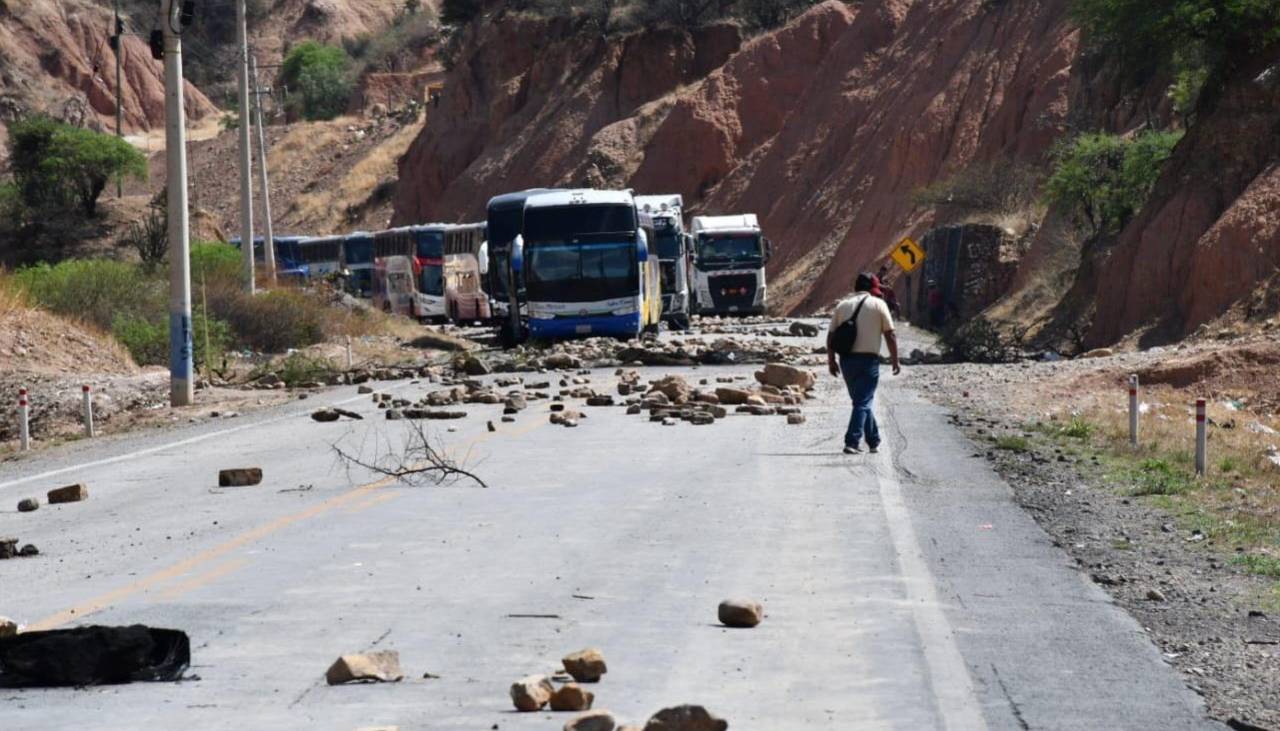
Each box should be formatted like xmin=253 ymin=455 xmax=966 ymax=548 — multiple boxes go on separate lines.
xmin=48 ymin=126 xmax=148 ymax=217
xmin=6 ymin=116 xmax=146 ymax=219
xmin=440 ymin=0 xmax=483 ymax=26
xmin=121 ymin=196 xmax=168 ymax=270
xmin=281 ymin=42 xmax=354 ymax=121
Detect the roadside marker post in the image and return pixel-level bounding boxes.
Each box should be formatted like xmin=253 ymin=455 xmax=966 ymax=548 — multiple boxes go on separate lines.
xmin=82 ymin=385 xmax=95 ymax=438
xmin=346 ymin=336 xmax=353 ymax=369
xmin=18 ymin=388 xmax=30 ymax=451
xmin=1195 ymin=398 xmax=1207 ymax=476
xmin=1128 ymin=374 xmax=1139 ymax=449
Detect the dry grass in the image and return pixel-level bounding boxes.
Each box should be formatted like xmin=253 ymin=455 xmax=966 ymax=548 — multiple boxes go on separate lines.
xmin=0 ymin=269 xmax=30 ymax=316
xmin=287 ymin=121 xmax=422 ymax=231
xmin=1041 ymin=386 xmax=1280 ymax=570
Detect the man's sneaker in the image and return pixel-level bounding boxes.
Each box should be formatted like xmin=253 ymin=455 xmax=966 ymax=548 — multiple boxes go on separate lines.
xmin=868 ymin=444 xmax=880 ymax=454
xmin=843 ymin=445 xmax=861 ymax=454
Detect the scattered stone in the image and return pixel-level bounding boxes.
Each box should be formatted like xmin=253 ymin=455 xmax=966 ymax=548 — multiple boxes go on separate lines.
xmin=17 ymin=498 xmax=38 ymax=513
xmin=562 ymin=648 xmax=607 ymax=683
xmin=19 ymin=544 xmax=38 ymax=556
xmin=551 ymin=403 xmax=567 ymax=412
xmin=1146 ymin=588 xmax=1167 ymax=602
xmin=488 ymin=421 xmax=497 ymax=433
xmin=789 ymin=321 xmax=820 ymax=337
xmin=0 ymin=537 xmax=17 ymax=559
xmin=332 ymin=408 xmax=363 ymax=420
xmin=0 ymin=616 xmax=16 ymax=638
xmin=357 ymin=385 xmax=375 ymax=394
xmin=1081 ymin=348 xmax=1114 ymax=359
xmin=544 ymin=353 xmax=582 ymax=370
xmin=404 ymin=409 xmax=467 ymax=420
xmin=718 ymin=598 xmax=763 ymax=628
xmin=643 ymin=705 xmax=728 ymax=731
xmin=565 ymin=709 xmax=616 ymax=731
xmin=218 ymin=469 xmax=263 ymax=487
xmin=325 ymin=650 xmax=404 ymax=685
xmin=457 ymin=355 xmax=491 ymax=376
xmin=715 ymin=388 xmax=752 ymax=406
xmin=787 ymin=414 xmax=806 ymax=425
xmin=550 ymin=683 xmax=595 ymax=711
xmin=626 ymin=404 xmax=642 ymax=415
xmin=510 ymin=674 xmax=555 ymax=711
xmin=47 ymin=484 xmax=89 ymax=504
xmin=311 ymin=409 xmax=342 ymax=422
xmin=586 ymin=396 xmax=615 ymax=407
xmin=502 ymin=415 xmax=517 ymax=423
xmin=386 ymin=409 xmax=404 ymax=421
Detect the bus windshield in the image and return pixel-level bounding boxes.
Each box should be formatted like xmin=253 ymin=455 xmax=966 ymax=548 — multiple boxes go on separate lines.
xmin=345 ymin=239 xmax=373 ymax=265
xmin=421 ymin=265 xmax=444 ymax=296
xmin=527 ymin=240 xmax=638 ymax=303
xmin=524 ymin=205 xmax=637 ymax=243
xmin=416 ymin=232 xmax=444 ymax=259
xmin=698 ymin=234 xmax=762 ymax=262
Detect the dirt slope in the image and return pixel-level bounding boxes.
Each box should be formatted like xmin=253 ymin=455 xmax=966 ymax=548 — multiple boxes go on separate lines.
xmin=0 ymin=0 xmax=216 ymax=133
xmin=392 ymin=0 xmax=1078 ymax=313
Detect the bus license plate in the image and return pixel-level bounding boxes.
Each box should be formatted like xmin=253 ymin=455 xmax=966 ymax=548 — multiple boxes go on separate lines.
xmin=575 ymin=325 xmax=593 ymax=335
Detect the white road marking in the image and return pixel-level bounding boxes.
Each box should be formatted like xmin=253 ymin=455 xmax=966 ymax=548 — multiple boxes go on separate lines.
xmin=874 ymin=403 xmax=989 ymax=729
xmin=0 ymin=386 xmax=411 ymax=495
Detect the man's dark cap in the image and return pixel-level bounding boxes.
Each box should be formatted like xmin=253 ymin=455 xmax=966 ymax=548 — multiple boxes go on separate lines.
xmin=855 ymin=272 xmax=876 ymax=292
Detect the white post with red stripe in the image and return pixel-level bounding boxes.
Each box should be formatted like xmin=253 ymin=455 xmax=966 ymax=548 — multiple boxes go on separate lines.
xmin=18 ymin=387 xmax=30 ymax=452
xmin=1195 ymin=398 xmax=1207 ymax=476
xmin=1128 ymin=374 xmax=1139 ymax=449
xmin=82 ymin=384 xmax=95 ymax=438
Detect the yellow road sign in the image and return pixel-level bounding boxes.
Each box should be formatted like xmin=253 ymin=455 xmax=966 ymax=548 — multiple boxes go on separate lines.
xmin=891 ymin=237 xmax=925 ymax=273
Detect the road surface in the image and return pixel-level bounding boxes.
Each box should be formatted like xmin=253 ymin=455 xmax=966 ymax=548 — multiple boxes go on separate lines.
xmin=0 ymin=329 xmax=1218 ymax=729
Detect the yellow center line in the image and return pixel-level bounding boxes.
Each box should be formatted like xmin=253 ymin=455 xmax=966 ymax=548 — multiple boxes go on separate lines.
xmin=157 ymin=558 xmax=250 ymax=602
xmin=345 ymin=491 xmax=401 ymax=515
xmin=28 ymin=418 xmax=548 ymax=631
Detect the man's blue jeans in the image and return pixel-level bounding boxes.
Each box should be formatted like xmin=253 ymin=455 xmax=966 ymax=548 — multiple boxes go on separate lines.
xmin=839 ymin=354 xmax=881 ymax=449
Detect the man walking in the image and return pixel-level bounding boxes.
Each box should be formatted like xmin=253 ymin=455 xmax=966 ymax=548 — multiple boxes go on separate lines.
xmin=828 ymin=272 xmax=901 ymax=454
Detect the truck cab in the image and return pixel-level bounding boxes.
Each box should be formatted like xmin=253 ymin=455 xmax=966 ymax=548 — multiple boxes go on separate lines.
xmin=690 ymin=214 xmax=771 ymax=316
xmin=635 ymin=194 xmax=691 ymax=330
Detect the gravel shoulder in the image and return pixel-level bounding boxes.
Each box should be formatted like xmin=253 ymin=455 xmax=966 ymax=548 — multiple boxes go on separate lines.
xmin=912 ymin=339 xmax=1280 ymax=729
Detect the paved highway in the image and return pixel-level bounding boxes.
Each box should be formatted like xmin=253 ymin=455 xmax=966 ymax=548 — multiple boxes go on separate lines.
xmin=0 ymin=331 xmax=1217 ymax=729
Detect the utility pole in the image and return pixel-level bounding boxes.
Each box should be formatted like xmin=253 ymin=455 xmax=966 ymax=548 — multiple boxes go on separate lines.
xmin=250 ymin=55 xmax=276 ymax=284
xmin=113 ymin=0 xmax=124 ymax=198
xmin=162 ymin=0 xmax=193 ymax=407
xmin=235 ymin=0 xmax=255 ymax=293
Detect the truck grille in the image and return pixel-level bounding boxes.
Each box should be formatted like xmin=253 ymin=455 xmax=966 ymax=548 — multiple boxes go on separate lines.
xmin=708 ymin=274 xmax=757 ymax=310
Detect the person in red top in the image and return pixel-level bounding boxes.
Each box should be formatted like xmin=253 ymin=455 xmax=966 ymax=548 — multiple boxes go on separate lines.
xmin=875 ymin=265 xmax=901 ymax=317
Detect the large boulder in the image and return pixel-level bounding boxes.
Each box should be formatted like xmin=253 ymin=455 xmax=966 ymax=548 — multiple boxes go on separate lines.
xmin=511 ymin=674 xmax=555 ymax=711
xmin=755 ymin=363 xmax=815 ymax=390
xmin=324 ymin=650 xmax=404 ymax=685
xmin=643 ymin=705 xmax=728 ymax=731
xmin=562 ymin=648 xmax=608 ymax=683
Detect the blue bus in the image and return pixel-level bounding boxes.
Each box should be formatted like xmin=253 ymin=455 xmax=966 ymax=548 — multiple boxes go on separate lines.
xmin=228 ymin=235 xmax=309 ymax=281
xmin=341 ymin=232 xmax=375 ymax=297
xmin=513 ymin=189 xmax=661 ymax=339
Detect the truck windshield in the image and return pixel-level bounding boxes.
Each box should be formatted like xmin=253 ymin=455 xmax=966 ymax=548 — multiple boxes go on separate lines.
xmin=653 ymin=225 xmax=682 ymax=259
xmin=698 ymin=234 xmax=761 ymax=262
xmin=527 ymin=240 xmax=638 ymax=303
xmin=524 ymin=204 xmax=637 ymax=242
xmin=416 ymin=232 xmax=444 ymax=259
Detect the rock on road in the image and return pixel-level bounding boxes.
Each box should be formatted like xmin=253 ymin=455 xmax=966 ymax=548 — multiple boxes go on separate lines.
xmin=0 ymin=335 xmax=1217 ymax=729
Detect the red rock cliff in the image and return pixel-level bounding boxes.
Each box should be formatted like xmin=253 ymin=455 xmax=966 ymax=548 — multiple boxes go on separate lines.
xmin=1088 ymin=51 xmax=1280 ymax=345
xmin=393 ymin=0 xmax=1078 ymax=313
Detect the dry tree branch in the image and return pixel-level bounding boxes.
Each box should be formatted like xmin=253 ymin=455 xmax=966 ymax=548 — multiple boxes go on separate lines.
xmin=333 ymin=421 xmax=488 ymax=488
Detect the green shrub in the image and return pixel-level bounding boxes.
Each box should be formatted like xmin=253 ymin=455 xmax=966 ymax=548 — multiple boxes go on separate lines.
xmin=216 ymin=288 xmax=326 ymax=353
xmin=1127 ymin=458 xmax=1195 ymax=496
xmin=1045 ymin=130 xmax=1182 ymax=237
xmin=14 ymin=259 xmax=164 ymax=331
xmin=191 ymin=241 xmax=244 ymax=289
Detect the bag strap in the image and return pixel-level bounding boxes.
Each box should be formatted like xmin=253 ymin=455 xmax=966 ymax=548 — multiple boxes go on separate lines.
xmin=847 ymin=294 xmax=868 ymax=326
